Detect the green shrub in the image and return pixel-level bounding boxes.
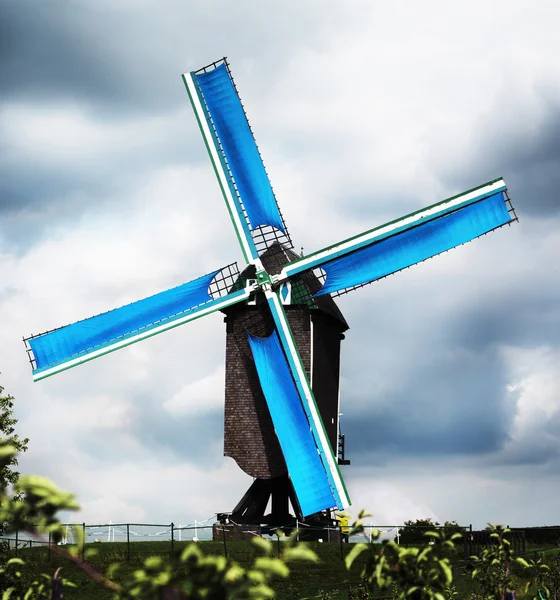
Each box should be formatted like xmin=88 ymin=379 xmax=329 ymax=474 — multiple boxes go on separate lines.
xmin=1 ymin=440 xmax=557 ymax=599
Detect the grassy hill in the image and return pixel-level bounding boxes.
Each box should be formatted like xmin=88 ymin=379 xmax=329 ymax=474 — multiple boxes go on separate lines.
xmin=11 ymin=539 xmax=560 ymax=599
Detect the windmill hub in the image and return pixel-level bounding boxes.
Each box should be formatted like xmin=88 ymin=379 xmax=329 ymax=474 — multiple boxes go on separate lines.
xmin=255 ymin=269 xmax=274 ymax=289
xmin=23 ymin=56 xmax=518 ymax=529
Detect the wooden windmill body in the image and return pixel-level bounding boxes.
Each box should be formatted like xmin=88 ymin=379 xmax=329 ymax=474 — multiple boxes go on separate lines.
xmin=222 ymin=243 xmax=349 ymax=527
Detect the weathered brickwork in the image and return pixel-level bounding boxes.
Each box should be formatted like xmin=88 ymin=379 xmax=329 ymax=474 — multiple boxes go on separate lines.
xmin=223 ymin=305 xmax=311 ymax=478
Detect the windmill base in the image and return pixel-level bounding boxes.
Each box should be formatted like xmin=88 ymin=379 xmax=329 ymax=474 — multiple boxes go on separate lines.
xmin=213 ymin=475 xmax=343 ymax=540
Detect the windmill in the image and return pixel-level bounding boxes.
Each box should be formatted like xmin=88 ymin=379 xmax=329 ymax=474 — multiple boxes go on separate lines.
xmin=23 ymin=57 xmax=517 ymax=534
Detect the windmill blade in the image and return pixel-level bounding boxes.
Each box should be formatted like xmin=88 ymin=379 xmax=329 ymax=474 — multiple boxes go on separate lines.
xmin=258 ymin=288 xmax=351 ymax=513
xmin=183 ymin=59 xmax=291 ymax=261
xmin=25 ymin=266 xmax=251 ymax=382
xmin=248 ymin=330 xmax=337 ymax=516
xmin=279 ymin=178 xmax=515 ymax=296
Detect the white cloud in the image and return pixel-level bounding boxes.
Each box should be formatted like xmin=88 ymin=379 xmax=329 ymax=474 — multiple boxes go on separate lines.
xmin=0 ymin=103 xmax=186 ymax=168
xmin=347 ymin=479 xmax=441 ymax=526
xmin=505 ymin=346 xmax=560 ymax=429
xmin=163 ymin=366 xmax=225 ymax=417
xmin=66 ymin=457 xmax=249 ymax=525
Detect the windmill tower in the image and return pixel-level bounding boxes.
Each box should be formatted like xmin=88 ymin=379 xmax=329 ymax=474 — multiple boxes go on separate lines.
xmin=23 ymin=57 xmax=518 ymax=533
xmin=222 ymin=242 xmax=350 ymax=528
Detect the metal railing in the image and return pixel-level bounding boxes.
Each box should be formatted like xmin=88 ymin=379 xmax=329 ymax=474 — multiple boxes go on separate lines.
xmin=4 ymin=522 xmax=559 ymax=564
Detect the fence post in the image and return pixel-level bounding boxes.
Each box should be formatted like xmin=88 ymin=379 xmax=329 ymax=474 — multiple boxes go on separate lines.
xmin=339 ymin=523 xmax=343 ymax=560
xmin=52 ymin=567 xmax=64 ymax=599
xmin=15 ymin=529 xmax=18 ymax=557
xmin=222 ymin=526 xmax=227 ymax=558
xmin=48 ymin=530 xmax=52 ymax=562
xmin=171 ymin=523 xmax=174 ymax=557
xmin=277 ymin=532 xmax=281 ymax=557
xmin=522 ymin=530 xmax=526 ymax=555
xmin=127 ymin=524 xmax=130 ymax=561
xmin=82 ymin=523 xmax=86 ymax=560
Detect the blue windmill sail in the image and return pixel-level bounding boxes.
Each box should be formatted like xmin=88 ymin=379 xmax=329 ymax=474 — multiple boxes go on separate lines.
xmin=194 ymin=63 xmax=285 ymax=233
xmin=279 ymin=179 xmax=514 ymax=297
xmin=262 ymin=289 xmax=350 ymax=511
xmin=183 ymin=61 xmax=291 ymax=261
xmin=27 ymin=267 xmax=250 ymax=381
xmin=248 ymin=330 xmax=337 ymax=516
xmin=316 ymin=191 xmax=511 ymax=296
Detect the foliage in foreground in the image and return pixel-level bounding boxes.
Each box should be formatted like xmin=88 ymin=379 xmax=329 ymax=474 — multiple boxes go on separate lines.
xmin=1 ymin=438 xmax=559 ymax=599
xmin=0 ymin=385 xmax=29 ymax=509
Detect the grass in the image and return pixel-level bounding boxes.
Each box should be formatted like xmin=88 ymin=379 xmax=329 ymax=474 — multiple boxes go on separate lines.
xmin=9 ymin=540 xmax=560 ymax=599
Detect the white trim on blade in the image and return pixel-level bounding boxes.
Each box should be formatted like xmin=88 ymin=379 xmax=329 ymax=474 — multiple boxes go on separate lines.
xmin=265 ymin=290 xmax=350 ymax=509
xmin=32 ymin=289 xmax=251 ymax=382
xmin=279 ymin=179 xmax=507 ymax=280
xmin=183 ymin=72 xmax=257 ymax=264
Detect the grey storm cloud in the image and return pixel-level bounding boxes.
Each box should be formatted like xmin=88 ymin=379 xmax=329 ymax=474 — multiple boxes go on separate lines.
xmin=80 ymin=404 xmax=225 ymax=468
xmin=437 ymin=97 xmax=560 ymax=219
xmin=1 ymin=0 xmax=338 ymax=115
xmin=452 ymin=287 xmax=560 ymax=351
xmin=1 ymin=1 xmax=192 ymax=116
xmin=332 ymin=212 xmax=559 ymax=471
xmin=341 ymin=335 xmax=514 ymax=464
xmin=133 ymin=403 xmax=224 ymax=466
xmin=0 ymin=0 xmax=342 ymax=249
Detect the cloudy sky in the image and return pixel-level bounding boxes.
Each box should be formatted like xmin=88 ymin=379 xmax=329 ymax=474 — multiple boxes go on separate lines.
xmin=1 ymin=1 xmax=559 ymax=531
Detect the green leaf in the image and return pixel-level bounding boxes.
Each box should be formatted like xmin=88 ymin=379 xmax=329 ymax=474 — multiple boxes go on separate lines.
xmin=252 ymin=536 xmax=272 ymax=556
xmin=439 ymin=560 xmax=453 ymax=585
xmin=144 ymin=556 xmax=163 ymax=571
xmin=17 ymin=474 xmax=61 ymax=493
xmin=63 ymin=581 xmax=78 ymax=589
xmin=254 ymin=557 xmax=290 ymax=578
xmin=406 ymin=586 xmax=421 ymax=596
xmin=84 ymin=547 xmax=98 ymax=559
xmin=152 ymin=572 xmax=171 ymax=586
xmin=224 ymin=565 xmax=244 ymax=583
xmin=2 ymin=588 xmax=15 ymax=600
xmin=107 ymin=562 xmax=121 ymax=578
xmin=6 ymin=558 xmax=24 ymax=566
xmin=248 ymin=583 xmax=275 ymax=598
xmin=180 ymin=543 xmax=201 ymax=562
xmin=0 ymin=444 xmax=16 ymax=460
xmin=247 ymin=569 xmax=266 ymax=584
xmin=417 ymin=546 xmax=431 ymax=562
xmin=282 ymin=546 xmax=318 ymax=564
xmin=345 ymin=542 xmax=368 ymax=570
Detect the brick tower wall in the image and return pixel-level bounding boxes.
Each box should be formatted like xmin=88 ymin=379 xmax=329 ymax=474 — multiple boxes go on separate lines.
xmin=223 ymin=302 xmax=343 ymax=479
